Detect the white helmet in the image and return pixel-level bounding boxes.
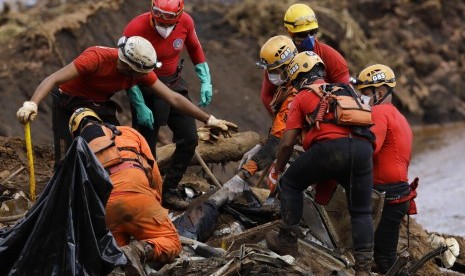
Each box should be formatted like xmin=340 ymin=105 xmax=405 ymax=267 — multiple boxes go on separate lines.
xmin=117 ymin=36 xmax=162 ymax=73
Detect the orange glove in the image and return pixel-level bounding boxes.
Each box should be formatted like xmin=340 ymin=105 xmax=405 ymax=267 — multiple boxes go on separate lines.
xmin=267 ymin=161 xmax=280 ymax=195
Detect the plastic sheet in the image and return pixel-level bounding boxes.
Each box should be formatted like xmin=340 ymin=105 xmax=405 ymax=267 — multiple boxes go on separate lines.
xmin=0 ymin=137 xmax=126 ymax=275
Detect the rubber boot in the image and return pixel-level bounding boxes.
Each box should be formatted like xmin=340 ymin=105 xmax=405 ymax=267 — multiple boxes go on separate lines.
xmin=120 ymin=240 xmax=154 ymax=276
xmin=265 ymin=224 xmax=301 ymax=257
xmin=354 ymin=250 xmax=374 ymax=276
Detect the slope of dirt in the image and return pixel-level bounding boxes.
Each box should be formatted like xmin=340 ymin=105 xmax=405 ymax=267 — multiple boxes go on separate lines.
xmin=1 ymin=0 xmax=465 ymax=143
xmin=1 ymin=0 xmax=465 ymax=274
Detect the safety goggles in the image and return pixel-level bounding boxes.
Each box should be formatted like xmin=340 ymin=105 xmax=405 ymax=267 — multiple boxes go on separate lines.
xmin=151 ymin=6 xmax=182 ymax=20
xmin=291 ymin=28 xmax=318 ymax=39
xmin=284 ymin=15 xmax=317 ymax=28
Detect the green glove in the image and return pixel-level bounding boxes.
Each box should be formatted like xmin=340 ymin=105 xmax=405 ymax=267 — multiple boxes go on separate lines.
xmin=126 ymin=85 xmax=154 ymax=129
xmin=194 ymin=62 xmax=213 ymax=107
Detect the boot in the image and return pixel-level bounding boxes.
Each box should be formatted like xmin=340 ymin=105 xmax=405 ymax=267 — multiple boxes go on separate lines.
xmin=120 ymin=240 xmax=154 ymax=276
xmin=354 ymin=250 xmax=374 ymax=276
xmin=162 ymin=188 xmax=190 ymax=211
xmin=265 ymin=224 xmax=301 ymax=257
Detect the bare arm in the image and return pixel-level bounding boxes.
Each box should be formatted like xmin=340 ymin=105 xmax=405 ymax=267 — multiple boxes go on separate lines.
xmin=148 ymin=79 xmax=210 ymax=123
xmin=275 ymin=129 xmax=300 ymax=173
xmin=30 ymin=62 xmax=80 ymax=105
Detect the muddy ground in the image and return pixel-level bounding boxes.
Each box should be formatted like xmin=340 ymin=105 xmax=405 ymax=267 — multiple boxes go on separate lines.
xmin=1 ymin=0 xmax=465 ymax=274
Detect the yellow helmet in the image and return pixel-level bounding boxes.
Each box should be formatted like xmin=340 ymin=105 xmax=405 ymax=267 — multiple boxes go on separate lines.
xmin=287 ymin=51 xmax=325 ymax=82
xmin=356 ymin=64 xmax=396 ymax=89
xmin=69 ymin=107 xmax=102 ymax=135
xmin=256 ymin=35 xmax=298 ymax=70
xmin=284 ymin=4 xmax=318 ymax=34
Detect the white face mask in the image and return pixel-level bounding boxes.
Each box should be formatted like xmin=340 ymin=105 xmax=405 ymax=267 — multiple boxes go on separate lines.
xmin=268 ymin=73 xmax=285 ymax=86
xmin=155 ymin=25 xmax=175 ymax=39
xmin=360 ymin=95 xmax=372 ymax=105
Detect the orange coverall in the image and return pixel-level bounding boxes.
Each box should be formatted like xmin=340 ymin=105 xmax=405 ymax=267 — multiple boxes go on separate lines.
xmin=103 ymin=126 xmax=181 ymax=262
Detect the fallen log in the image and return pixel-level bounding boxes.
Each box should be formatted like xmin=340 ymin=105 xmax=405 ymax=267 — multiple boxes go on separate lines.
xmin=156 ymin=131 xmax=261 ymax=169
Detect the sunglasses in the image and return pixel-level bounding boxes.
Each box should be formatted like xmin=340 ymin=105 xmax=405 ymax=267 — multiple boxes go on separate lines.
xmin=151 ymin=6 xmax=182 ymax=20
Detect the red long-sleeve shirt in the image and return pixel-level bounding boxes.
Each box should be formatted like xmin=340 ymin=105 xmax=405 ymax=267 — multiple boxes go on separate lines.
xmin=371 ymin=103 xmax=413 ymax=185
xmin=261 ymin=39 xmax=350 ymax=114
xmin=123 ymin=12 xmax=206 ymax=77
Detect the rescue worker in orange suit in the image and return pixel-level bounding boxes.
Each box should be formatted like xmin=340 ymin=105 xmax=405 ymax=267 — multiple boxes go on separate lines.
xmin=123 ymin=0 xmax=213 ymax=210
xmin=265 ymin=51 xmax=374 ymax=276
xmin=68 ymin=107 xmax=181 ymax=275
xmin=225 ymin=35 xmax=298 ymax=192
xmin=16 ymin=36 xmax=234 ymax=170
xmin=355 ymin=64 xmax=416 ymax=274
xmin=260 ymin=3 xmax=350 ymax=115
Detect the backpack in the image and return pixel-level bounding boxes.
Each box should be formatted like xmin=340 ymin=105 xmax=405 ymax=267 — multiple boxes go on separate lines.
xmin=303 ymin=83 xmax=373 ymax=129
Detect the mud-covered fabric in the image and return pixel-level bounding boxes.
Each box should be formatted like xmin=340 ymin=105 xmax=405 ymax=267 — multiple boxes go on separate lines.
xmin=279 ymin=137 xmax=374 ymax=256
xmin=0 ymin=138 xmax=126 ymax=275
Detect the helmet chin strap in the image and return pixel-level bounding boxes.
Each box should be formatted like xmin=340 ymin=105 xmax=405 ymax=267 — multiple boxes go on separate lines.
xmin=372 ymin=87 xmax=393 ymax=105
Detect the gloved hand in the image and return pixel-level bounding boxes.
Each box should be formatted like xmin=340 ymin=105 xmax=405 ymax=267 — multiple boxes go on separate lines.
xmin=223 ymin=175 xmax=250 ymax=202
xmin=16 ymin=101 xmax=38 ymax=123
xmin=267 ymin=161 xmax=281 ymax=195
xmin=206 ymin=115 xmax=238 ymax=131
xmin=126 ymin=86 xmax=154 ymax=129
xmin=238 ymin=144 xmax=261 ymax=170
xmin=194 ymin=62 xmax=213 ymax=107
xmin=205 ymin=115 xmax=238 ymax=137
xmin=428 ymin=234 xmax=460 ymax=268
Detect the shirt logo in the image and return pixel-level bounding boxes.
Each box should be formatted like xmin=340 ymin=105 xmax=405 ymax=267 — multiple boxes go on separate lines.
xmin=173 ymin=38 xmax=183 ymax=50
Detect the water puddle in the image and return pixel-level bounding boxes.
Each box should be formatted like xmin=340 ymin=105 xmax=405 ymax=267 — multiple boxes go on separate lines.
xmin=409 ymin=122 xmax=465 ymax=237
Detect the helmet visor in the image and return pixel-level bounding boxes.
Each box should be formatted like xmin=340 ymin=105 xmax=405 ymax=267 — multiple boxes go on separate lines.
xmin=152 ymin=6 xmax=182 ymax=20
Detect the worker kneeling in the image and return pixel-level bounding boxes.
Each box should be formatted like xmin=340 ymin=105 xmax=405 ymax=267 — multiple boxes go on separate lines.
xmin=69 ymin=107 xmax=181 ymax=275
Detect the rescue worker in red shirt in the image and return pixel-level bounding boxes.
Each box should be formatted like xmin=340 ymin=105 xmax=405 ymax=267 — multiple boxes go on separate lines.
xmin=16 ymin=36 xmax=234 ymax=170
xmin=265 ymin=51 xmax=374 ymax=276
xmin=68 ymin=107 xmax=181 ymax=275
xmin=225 ymin=36 xmax=298 ymax=191
xmin=260 ymin=3 xmax=350 ymax=115
xmin=355 ymin=64 xmax=414 ymax=274
xmin=123 ymin=0 xmax=213 ymax=210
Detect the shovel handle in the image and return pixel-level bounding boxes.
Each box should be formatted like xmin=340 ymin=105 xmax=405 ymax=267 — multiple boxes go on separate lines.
xmin=24 ymin=122 xmax=36 ymax=201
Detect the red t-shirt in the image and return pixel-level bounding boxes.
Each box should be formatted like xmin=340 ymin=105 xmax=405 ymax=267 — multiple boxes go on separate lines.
xmin=285 ymin=81 xmax=352 ymax=150
xmin=123 ymin=12 xmax=205 ymax=77
xmin=59 ymin=46 xmax=157 ymax=102
xmin=260 ymin=39 xmax=350 ymax=115
xmin=371 ymin=103 xmax=413 ymax=185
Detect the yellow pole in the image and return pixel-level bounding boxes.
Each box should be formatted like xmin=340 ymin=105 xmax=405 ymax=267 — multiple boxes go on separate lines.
xmin=24 ymin=122 xmax=36 ymax=201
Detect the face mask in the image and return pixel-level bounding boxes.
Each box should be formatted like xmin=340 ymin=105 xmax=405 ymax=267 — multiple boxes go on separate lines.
xmin=297 ymin=36 xmax=315 ymax=51
xmin=155 ymin=25 xmax=175 ymax=39
xmin=268 ymin=73 xmax=285 ymax=86
xmin=360 ymin=95 xmax=372 ymax=105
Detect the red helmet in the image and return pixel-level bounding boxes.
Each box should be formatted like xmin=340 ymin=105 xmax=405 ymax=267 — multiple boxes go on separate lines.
xmin=151 ymin=0 xmax=184 ymax=25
